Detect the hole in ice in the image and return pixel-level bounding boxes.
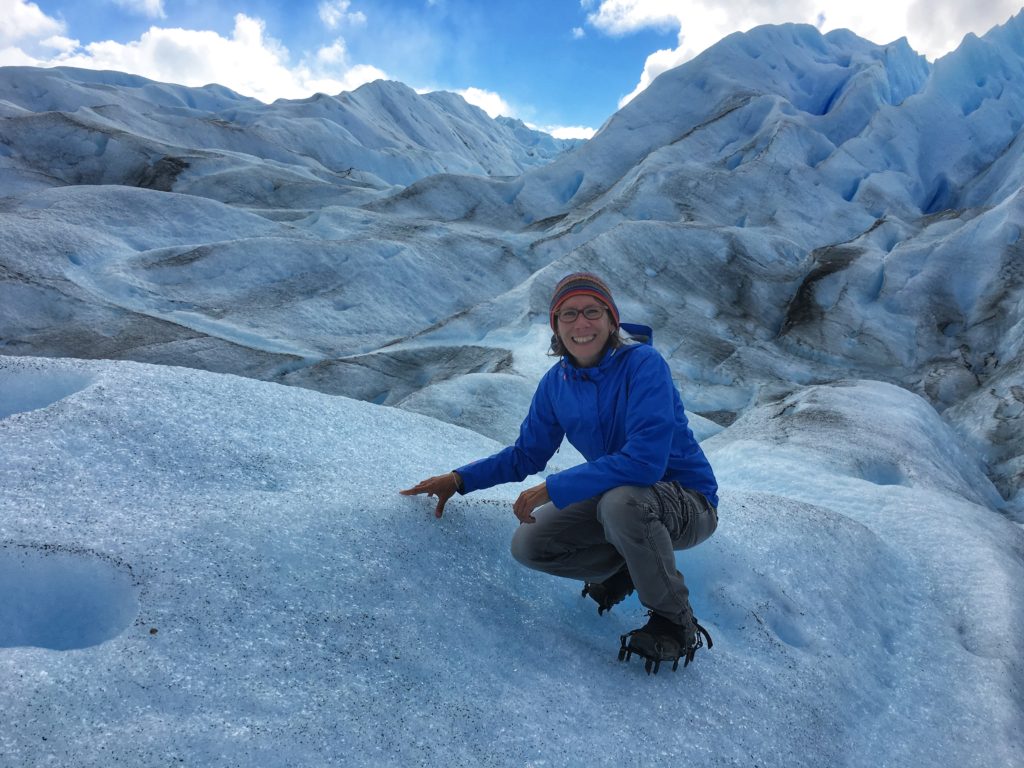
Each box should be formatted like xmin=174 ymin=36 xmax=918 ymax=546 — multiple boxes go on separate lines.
xmin=858 ymin=460 xmax=905 ymax=487
xmin=767 ymin=610 xmax=810 ymax=648
xmin=0 ymin=368 xmax=94 ymax=419
xmin=0 ymin=544 xmax=140 ymax=651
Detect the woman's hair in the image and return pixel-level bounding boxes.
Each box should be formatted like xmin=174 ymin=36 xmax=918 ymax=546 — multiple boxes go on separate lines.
xmin=548 ymin=321 xmax=624 ymax=358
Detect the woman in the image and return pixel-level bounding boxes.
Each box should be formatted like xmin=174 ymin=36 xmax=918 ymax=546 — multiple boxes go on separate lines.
xmin=401 ymin=272 xmax=718 ymax=674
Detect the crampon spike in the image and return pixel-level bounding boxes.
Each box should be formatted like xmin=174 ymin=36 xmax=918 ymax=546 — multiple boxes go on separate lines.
xmin=683 ymin=622 xmax=714 ymax=667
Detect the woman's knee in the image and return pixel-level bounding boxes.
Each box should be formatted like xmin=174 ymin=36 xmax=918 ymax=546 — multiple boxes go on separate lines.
xmin=677 ymin=491 xmax=717 ymax=549
xmin=595 ymin=485 xmax=649 ymax=534
xmin=510 ymin=523 xmax=540 ymax=567
xmin=691 ymin=498 xmax=718 ymax=547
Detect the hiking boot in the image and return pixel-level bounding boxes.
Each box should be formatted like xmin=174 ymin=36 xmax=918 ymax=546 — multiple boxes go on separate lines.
xmin=581 ymin=566 xmax=634 ymax=615
xmin=618 ymin=611 xmax=713 ymax=674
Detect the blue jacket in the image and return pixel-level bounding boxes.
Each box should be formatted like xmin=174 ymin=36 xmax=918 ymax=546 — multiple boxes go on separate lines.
xmin=456 ymin=325 xmax=719 ymax=509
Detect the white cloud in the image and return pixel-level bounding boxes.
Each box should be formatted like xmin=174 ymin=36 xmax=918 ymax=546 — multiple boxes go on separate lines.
xmin=586 ymin=0 xmax=687 ymax=35
xmin=906 ymin=0 xmax=1021 ymax=60
xmin=456 ymin=86 xmax=513 ymax=118
xmin=308 ymin=39 xmax=387 ymax=93
xmin=517 ymin=117 xmax=596 ymax=140
xmin=46 ymin=15 xmax=293 ymax=99
xmin=572 ymin=26 xmax=586 ymax=39
xmin=26 ymin=13 xmax=386 ymax=102
xmin=299 ymin=62 xmax=387 ymax=96
xmin=319 ymin=0 xmax=367 ymax=30
xmin=316 ymin=38 xmax=348 ymax=65
xmin=617 ymin=44 xmax=689 ymax=107
xmin=40 ymin=35 xmax=80 ymax=54
xmin=0 ymin=46 xmax=39 ymax=66
xmin=585 ymin=0 xmax=1024 ymax=108
xmin=112 ymin=0 xmax=166 ymax=19
xmin=547 ymin=124 xmax=596 ymax=140
xmin=0 ymin=0 xmax=65 ymax=48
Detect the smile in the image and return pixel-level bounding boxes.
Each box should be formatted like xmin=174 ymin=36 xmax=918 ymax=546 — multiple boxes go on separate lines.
xmin=571 ymin=334 xmax=598 ymax=344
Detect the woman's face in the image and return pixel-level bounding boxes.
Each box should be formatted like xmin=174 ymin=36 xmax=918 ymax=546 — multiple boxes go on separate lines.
xmin=554 ymin=295 xmax=615 ymax=368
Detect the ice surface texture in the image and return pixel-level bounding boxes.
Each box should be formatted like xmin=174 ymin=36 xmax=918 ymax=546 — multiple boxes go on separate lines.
xmin=0 ymin=356 xmax=1020 ymax=766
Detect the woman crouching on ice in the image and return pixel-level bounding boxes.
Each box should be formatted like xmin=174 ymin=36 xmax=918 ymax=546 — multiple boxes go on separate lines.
xmin=401 ymin=272 xmax=718 ymax=674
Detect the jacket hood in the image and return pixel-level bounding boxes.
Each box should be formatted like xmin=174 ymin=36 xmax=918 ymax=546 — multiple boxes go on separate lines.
xmin=620 ymin=322 xmax=653 ymax=345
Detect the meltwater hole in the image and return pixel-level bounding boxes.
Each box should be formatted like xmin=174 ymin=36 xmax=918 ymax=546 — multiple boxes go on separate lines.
xmin=0 ymin=544 xmax=140 ymax=650
xmin=0 ymin=369 xmax=94 ymax=419
xmin=859 ymin=460 xmax=906 ymax=487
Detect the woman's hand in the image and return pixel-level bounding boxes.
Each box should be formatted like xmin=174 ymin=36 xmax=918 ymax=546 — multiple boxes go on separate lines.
xmin=513 ymin=482 xmax=549 ymax=524
xmin=400 ymin=472 xmax=461 ymax=518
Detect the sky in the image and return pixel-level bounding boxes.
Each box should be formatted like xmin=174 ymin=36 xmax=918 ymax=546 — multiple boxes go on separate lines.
xmin=1 ymin=0 xmax=1022 ymax=138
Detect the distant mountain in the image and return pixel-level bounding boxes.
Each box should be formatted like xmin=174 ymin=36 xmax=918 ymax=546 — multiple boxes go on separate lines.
xmin=0 ymin=67 xmax=579 ymax=200
xmin=1 ymin=16 xmax=1022 ymax=515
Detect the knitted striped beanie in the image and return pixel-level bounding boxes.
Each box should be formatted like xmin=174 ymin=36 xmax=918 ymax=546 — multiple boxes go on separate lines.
xmin=549 ymin=272 xmax=620 ymax=329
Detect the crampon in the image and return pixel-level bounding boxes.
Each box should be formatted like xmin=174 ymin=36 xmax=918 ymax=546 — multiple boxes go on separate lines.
xmin=618 ymin=612 xmax=714 ymax=675
xmin=580 ymin=566 xmax=634 ymax=616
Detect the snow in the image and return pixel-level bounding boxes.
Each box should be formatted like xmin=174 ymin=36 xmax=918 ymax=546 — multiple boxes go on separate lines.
xmin=2 ymin=11 xmax=1024 ymax=767
xmin=1 ymin=356 xmax=1021 ymax=767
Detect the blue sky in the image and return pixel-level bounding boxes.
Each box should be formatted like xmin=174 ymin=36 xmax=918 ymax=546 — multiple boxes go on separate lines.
xmin=3 ymin=0 xmax=1022 ymax=137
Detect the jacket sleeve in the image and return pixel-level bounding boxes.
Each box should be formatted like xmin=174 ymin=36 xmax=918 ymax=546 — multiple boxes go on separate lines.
xmin=545 ymin=351 xmax=675 ymax=509
xmin=455 ymin=371 xmax=565 ymax=494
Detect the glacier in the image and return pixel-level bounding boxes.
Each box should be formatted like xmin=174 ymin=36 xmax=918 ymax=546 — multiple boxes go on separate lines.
xmin=1 ymin=14 xmax=1023 ymax=768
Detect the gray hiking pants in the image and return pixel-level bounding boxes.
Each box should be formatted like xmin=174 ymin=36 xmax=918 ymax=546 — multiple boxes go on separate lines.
xmin=510 ymin=483 xmax=717 ymax=625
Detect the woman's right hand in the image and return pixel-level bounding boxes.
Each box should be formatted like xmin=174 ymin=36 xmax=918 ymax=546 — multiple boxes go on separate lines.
xmin=399 ymin=472 xmax=461 ymax=518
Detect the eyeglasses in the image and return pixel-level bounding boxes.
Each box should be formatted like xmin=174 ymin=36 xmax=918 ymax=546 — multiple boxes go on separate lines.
xmin=556 ymin=306 xmax=607 ymax=323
